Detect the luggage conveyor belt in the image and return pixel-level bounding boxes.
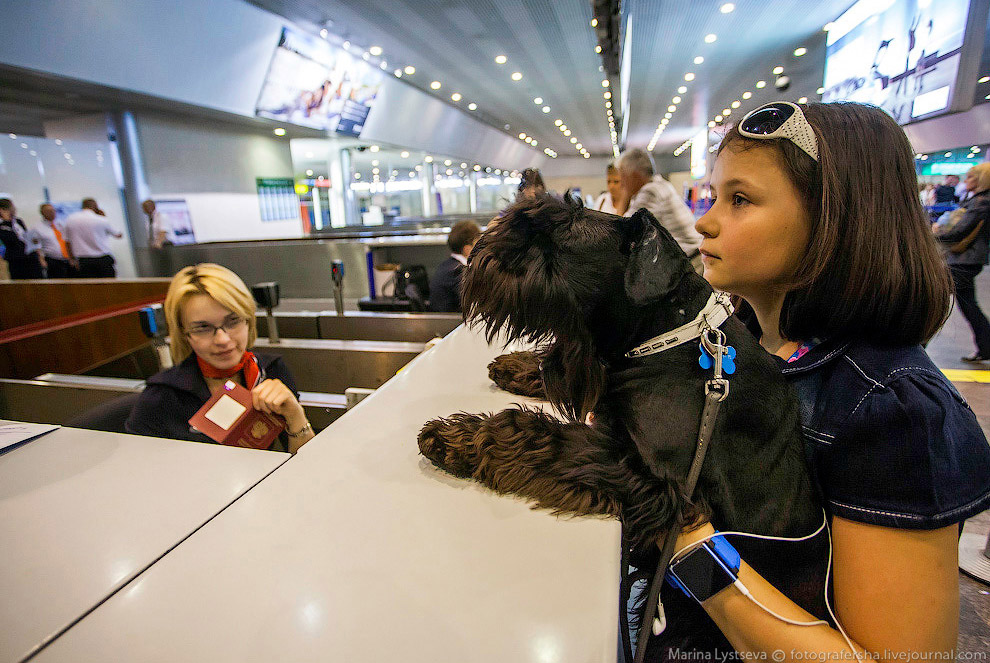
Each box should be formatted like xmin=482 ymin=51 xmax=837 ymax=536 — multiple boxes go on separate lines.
xmin=0 ymin=376 xmax=347 ymax=433
xmin=255 ymin=310 xmax=461 ymax=342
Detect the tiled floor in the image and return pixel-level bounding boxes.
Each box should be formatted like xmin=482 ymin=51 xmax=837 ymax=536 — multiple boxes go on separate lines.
xmin=928 ymin=269 xmax=990 ymax=651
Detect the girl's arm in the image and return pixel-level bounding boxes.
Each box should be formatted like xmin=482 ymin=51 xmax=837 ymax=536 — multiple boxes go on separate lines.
xmin=676 ymin=517 xmax=958 ymax=661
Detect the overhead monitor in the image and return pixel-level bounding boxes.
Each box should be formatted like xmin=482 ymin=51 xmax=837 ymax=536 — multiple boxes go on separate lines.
xmin=256 ymin=27 xmax=383 ymax=137
xmin=822 ymin=0 xmax=971 ymax=123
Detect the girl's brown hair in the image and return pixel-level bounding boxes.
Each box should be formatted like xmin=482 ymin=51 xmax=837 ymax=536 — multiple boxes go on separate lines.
xmin=718 ymin=102 xmax=952 ymax=346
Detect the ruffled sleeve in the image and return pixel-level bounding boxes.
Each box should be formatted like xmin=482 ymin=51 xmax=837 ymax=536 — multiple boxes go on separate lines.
xmin=821 ymin=370 xmax=990 ymax=529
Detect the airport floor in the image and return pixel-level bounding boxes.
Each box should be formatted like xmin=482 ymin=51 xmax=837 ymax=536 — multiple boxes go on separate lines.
xmin=937 ymin=270 xmax=990 ymax=652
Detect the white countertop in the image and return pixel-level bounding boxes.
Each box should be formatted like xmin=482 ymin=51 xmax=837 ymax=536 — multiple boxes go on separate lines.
xmin=33 ymin=325 xmax=620 ymax=662
xmin=0 ymin=426 xmax=288 ymax=663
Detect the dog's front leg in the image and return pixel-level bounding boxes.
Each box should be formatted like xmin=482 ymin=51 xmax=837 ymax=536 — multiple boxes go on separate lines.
xmin=487 ymin=350 xmax=545 ymax=398
xmin=418 ymin=409 xmax=680 ymax=545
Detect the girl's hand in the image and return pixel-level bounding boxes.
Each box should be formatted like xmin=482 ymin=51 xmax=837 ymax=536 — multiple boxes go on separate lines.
xmin=252 ymin=379 xmax=306 ymax=430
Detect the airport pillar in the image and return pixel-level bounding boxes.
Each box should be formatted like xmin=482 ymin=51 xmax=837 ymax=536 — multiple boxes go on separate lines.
xmin=468 ymin=171 xmax=479 ymax=213
xmin=330 ymin=148 xmax=357 ymax=227
xmin=109 ymin=111 xmax=155 ymax=276
xmin=420 ymin=162 xmax=437 ymax=216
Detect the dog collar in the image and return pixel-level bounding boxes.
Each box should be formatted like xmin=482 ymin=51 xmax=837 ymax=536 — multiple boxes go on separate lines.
xmin=625 ymin=292 xmax=734 ymax=358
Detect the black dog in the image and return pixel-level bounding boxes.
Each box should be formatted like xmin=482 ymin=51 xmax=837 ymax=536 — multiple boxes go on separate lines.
xmin=417 ymin=196 xmax=828 ymax=656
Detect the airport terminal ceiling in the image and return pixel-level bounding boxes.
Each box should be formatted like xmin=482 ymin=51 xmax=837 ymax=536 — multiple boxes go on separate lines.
xmin=248 ymin=0 xmax=855 ymax=156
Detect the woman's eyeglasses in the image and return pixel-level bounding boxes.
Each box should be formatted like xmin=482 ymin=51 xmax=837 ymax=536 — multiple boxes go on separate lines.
xmin=185 ymin=316 xmax=246 ymax=339
xmin=738 ymin=101 xmax=819 ymax=162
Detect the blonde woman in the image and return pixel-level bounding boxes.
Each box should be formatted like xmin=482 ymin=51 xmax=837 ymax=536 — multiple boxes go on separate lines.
xmin=126 ymin=264 xmax=314 ymax=452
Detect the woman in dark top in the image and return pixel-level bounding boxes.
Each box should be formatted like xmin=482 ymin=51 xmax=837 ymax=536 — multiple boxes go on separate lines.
xmin=126 ymin=263 xmax=315 ymax=453
xmin=0 ymin=198 xmax=43 ymax=279
xmin=663 ymin=102 xmax=990 ymax=658
xmin=935 ymin=162 xmax=990 ymax=362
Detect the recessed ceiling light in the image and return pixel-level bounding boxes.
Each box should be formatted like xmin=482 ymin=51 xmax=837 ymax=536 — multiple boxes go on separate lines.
xmin=664 ymin=112 xmax=672 ymax=118
xmin=816 ymin=87 xmax=825 ymax=94
xmin=595 ymin=45 xmax=602 ymax=53
xmin=564 ymin=130 xmax=571 ymax=136
xmin=372 ymin=167 xmax=379 ymax=174
xmin=425 ymin=156 xmax=433 ymax=162
xmin=704 ymin=34 xmax=717 ymax=43
xmin=354 ymin=173 xmax=361 ymax=179
xmin=400 ymin=151 xmax=410 ymax=158
xmin=473 ymin=165 xmax=481 ymax=171
xmin=604 ymin=91 xmax=612 ymax=99
xmin=722 ymin=108 xmax=730 ymax=115
xmin=979 ymin=76 xmax=989 ymax=83
xmin=715 ymin=115 xmax=723 ymax=122
xmin=668 ymin=105 xmax=677 ymax=112
xmin=511 ymin=72 xmax=523 ymax=81
xmin=720 ymin=3 xmax=735 ymax=12
xmin=773 ymin=66 xmax=784 ymax=75
xmin=542 ymin=106 xmax=550 ymax=113
xmin=468 ymin=103 xmax=477 ymax=110
xmin=518 ymin=133 xmax=526 ymax=139
xmin=430 ymin=81 xmax=441 ymax=89
xmin=708 ymin=121 xmax=716 ymax=127
xmin=379 ymin=62 xmax=388 ymax=70
xmin=945 ymin=152 xmax=952 ymax=157
xmin=404 ymin=65 xmax=416 ymax=75
xmin=444 ymin=159 xmax=452 ymax=165
xmin=531 ymin=140 xmax=537 ymax=146
xmin=306 ymin=169 xmax=314 ymax=176
xmin=798 ymin=97 xmax=808 ymax=104
xmin=393 ymin=69 xmax=402 ymax=77
xmin=369 ymin=46 xmax=383 ymax=56
xmin=460 ymin=162 xmax=467 ymax=168
xmin=362 ymin=52 xmax=370 ymax=60
xmin=370 ymin=145 xmax=380 ymax=152
xmin=495 ymin=55 xmax=507 ymax=64
xmin=371 ymin=160 xmax=379 ymax=166
xmin=591 ymin=18 xmax=598 ymax=27
xmin=554 ymin=119 xmax=563 ymax=126
xmin=742 ymin=91 xmax=752 ymax=99
xmin=273 ymin=127 xmax=286 ymax=136
xmin=342 ymin=41 xmax=351 ymax=49
xmin=576 ymin=143 xmax=583 ymax=149
xmin=756 ymin=80 xmax=766 ymax=88
xmin=794 ymin=47 xmax=807 ymax=57
xmin=534 ymin=97 xmax=543 ymax=104
xmin=560 ymin=124 xmax=567 ymax=131
xmin=451 ymin=92 xmax=462 ymax=101
xmin=606 ymin=101 xmax=612 ymax=108
xmin=602 ymin=79 xmax=610 ymax=87
xmin=570 ymin=137 xmax=577 ymax=143
xmin=731 ymin=100 xmax=740 ymax=108
xmin=684 ymin=72 xmax=695 ymax=81
xmin=673 ymin=96 xmax=682 ymax=103
xmin=694 ymin=56 xmax=704 ymax=64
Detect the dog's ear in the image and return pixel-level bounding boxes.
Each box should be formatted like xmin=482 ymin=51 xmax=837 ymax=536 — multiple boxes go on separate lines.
xmin=623 ymin=208 xmax=692 ymax=306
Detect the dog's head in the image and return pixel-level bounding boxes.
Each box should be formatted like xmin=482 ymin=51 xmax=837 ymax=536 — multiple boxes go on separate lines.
xmin=462 ymin=194 xmax=698 ymax=420
xmin=463 ymin=194 xmax=695 ymax=344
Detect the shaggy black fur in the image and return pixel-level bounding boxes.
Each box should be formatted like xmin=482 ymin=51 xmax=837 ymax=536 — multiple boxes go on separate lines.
xmin=417 ymin=195 xmax=828 ymax=656
xmin=487 ymin=350 xmax=545 ymax=398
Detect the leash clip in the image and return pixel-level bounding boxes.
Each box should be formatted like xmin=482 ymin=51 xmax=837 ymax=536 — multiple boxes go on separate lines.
xmin=705 ymin=378 xmax=730 ymax=402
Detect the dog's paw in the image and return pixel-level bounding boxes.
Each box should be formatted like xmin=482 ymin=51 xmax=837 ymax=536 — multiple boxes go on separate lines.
xmin=488 ymin=351 xmax=545 ymax=399
xmin=417 ymin=414 xmax=484 ymax=478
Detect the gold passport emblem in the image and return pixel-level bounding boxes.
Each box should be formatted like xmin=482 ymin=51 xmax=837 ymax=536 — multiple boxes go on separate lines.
xmin=250 ymin=420 xmax=270 ymax=439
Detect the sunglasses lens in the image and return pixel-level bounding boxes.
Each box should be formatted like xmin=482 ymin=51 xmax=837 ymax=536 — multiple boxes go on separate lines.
xmin=740 ymin=104 xmax=795 ymax=135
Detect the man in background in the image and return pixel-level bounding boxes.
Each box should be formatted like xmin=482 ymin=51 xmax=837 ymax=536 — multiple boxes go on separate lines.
xmin=617 ymin=148 xmax=703 ymax=274
xmin=0 ymin=198 xmax=43 ymax=279
xmin=29 ymin=203 xmax=76 ymax=278
xmin=428 ymin=220 xmax=481 ymax=313
xmin=142 ymin=199 xmax=174 ymax=248
xmin=935 ymin=174 xmax=960 ymax=204
xmin=64 ymin=198 xmax=123 ymax=278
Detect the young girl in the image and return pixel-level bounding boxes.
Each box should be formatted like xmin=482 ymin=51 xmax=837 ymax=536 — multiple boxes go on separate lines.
xmin=675 ymin=102 xmax=990 ymax=658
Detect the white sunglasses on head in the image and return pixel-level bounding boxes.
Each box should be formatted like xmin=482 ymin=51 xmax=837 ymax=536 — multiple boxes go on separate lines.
xmin=737 ymin=101 xmax=819 ymax=162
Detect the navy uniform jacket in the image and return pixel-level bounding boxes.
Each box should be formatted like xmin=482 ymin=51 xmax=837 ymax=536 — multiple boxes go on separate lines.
xmin=125 ymin=352 xmax=298 ymax=452
xmin=427 ymin=256 xmax=465 ymax=313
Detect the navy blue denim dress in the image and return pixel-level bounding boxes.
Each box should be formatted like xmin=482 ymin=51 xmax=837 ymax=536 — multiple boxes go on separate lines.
xmin=779 ymin=337 xmax=990 ymax=528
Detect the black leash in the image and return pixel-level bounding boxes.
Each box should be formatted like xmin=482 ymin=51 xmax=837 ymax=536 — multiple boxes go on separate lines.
xmin=631 ymin=328 xmax=731 ymax=663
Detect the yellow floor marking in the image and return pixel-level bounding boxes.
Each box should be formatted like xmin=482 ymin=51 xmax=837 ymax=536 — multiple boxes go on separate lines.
xmin=941 ymin=368 xmax=990 ymax=383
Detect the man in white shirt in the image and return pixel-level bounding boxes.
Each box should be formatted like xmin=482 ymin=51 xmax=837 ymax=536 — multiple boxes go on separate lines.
xmin=617 ymin=148 xmax=704 ymax=274
xmin=64 ymin=198 xmax=123 ymax=278
xmin=28 ymin=203 xmax=76 ymax=278
xmin=142 ymin=199 xmax=174 ymax=248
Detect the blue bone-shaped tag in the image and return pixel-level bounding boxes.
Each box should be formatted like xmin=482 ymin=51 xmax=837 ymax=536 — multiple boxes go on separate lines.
xmin=698 ymin=342 xmax=736 ymax=375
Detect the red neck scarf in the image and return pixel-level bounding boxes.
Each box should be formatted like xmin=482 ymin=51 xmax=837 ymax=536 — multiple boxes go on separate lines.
xmin=197 ymin=351 xmax=260 ymax=388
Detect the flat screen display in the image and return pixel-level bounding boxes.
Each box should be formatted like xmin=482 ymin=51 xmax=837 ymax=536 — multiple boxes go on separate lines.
xmin=256 ymin=27 xmax=383 ymax=137
xmin=822 ymin=0 xmax=971 ymax=123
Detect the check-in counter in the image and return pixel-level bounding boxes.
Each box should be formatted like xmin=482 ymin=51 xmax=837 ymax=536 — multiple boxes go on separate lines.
xmin=31 ymin=325 xmax=620 ymax=662
xmin=0 ymin=424 xmax=288 ymax=663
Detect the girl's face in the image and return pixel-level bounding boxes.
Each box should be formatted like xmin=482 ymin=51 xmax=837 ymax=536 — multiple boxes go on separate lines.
xmin=695 ymin=144 xmax=812 ymax=301
xmin=181 ymin=294 xmax=249 ymax=371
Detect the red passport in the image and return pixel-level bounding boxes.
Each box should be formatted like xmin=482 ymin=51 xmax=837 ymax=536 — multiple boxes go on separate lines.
xmin=188 ymin=380 xmax=284 ymax=450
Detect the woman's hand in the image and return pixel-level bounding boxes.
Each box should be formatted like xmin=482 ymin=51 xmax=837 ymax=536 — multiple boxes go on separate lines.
xmin=252 ymin=379 xmax=313 ymax=452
